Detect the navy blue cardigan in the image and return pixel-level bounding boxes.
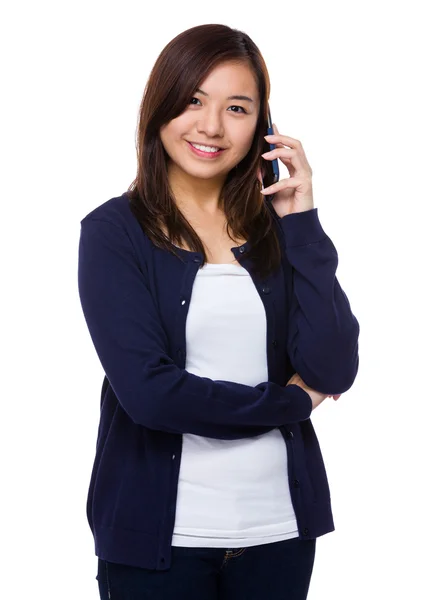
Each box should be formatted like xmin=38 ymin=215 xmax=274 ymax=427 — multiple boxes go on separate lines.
xmin=78 ymin=191 xmax=360 ymax=570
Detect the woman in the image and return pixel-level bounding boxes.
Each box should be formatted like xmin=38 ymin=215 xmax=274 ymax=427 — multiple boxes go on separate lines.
xmin=78 ymin=23 xmax=360 ymax=600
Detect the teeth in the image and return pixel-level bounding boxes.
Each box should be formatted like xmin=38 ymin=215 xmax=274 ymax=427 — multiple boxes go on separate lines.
xmin=190 ymin=143 xmax=221 ymax=153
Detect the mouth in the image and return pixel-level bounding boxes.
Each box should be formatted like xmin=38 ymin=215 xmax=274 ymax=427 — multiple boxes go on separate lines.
xmin=186 ymin=141 xmax=226 ymax=158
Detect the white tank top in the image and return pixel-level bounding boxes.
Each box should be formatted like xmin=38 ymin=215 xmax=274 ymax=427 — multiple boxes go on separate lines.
xmin=171 ymin=262 xmax=299 ymax=548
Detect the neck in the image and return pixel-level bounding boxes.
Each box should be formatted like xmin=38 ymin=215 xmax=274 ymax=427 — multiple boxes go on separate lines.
xmin=167 ymin=161 xmax=227 ymax=216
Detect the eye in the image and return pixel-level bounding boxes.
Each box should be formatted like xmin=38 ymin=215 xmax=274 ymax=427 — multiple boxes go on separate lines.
xmin=188 ymin=98 xmax=247 ymax=114
xmin=227 ymin=106 xmax=247 ymax=114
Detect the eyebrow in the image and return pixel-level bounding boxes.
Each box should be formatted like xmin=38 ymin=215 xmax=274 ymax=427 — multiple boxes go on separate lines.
xmin=195 ymin=88 xmax=254 ymax=103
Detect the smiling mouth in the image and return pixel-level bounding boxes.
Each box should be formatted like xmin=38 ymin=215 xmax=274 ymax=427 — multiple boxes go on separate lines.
xmin=187 ymin=141 xmax=226 ymax=151
xmin=186 ymin=141 xmax=226 ymax=157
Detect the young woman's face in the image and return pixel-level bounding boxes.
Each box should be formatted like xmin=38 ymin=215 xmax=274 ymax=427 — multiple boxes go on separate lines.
xmin=160 ymin=61 xmax=260 ymax=182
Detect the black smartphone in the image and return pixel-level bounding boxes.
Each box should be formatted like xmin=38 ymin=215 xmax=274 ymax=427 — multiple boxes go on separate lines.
xmin=261 ymin=105 xmax=280 ymax=201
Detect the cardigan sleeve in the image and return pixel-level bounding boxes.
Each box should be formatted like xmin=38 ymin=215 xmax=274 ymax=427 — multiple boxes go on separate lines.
xmin=78 ymin=217 xmax=313 ymax=439
xmin=280 ymin=208 xmax=360 ymax=395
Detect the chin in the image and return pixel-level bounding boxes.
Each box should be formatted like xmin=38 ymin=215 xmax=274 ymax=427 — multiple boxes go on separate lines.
xmin=180 ymin=163 xmax=223 ymax=179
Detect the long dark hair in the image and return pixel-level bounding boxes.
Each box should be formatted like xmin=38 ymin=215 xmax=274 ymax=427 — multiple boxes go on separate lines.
xmin=127 ymin=23 xmax=282 ymax=279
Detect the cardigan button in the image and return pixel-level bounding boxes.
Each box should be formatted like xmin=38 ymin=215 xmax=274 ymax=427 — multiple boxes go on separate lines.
xmin=272 ymin=340 xmax=278 ymax=348
xmin=262 ymin=286 xmax=271 ymax=294
xmin=303 ymin=528 xmax=309 ymax=536
xmin=294 ymin=479 xmax=300 ymax=488
xmin=286 ymin=430 xmax=294 ymax=439
xmin=239 ymin=246 xmax=245 ymax=254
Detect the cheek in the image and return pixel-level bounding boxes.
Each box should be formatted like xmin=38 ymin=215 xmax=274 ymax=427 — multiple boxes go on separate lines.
xmin=237 ymin=122 xmax=257 ymax=147
xmin=235 ymin=131 xmax=256 ymax=158
xmin=160 ymin=125 xmax=193 ymax=165
xmin=160 ymin=119 xmax=183 ymax=145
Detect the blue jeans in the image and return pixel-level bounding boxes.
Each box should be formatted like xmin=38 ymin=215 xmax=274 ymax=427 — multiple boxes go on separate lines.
xmin=96 ymin=537 xmax=316 ymax=600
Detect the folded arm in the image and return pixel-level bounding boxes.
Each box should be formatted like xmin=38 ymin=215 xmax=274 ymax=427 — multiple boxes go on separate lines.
xmin=78 ymin=217 xmax=313 ymax=440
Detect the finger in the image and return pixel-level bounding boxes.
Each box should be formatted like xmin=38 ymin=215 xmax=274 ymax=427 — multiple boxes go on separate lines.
xmin=262 ymin=148 xmax=294 ymax=160
xmin=272 ymin=122 xmax=282 ymax=143
xmin=266 ymin=123 xmax=285 ymax=149
xmin=260 ymin=176 xmax=301 ymax=195
xmin=273 ymin=123 xmax=285 ymax=142
xmin=262 ymin=148 xmax=295 ymax=175
xmin=265 ymin=132 xmax=301 ymax=149
xmin=264 ymin=140 xmax=306 ymax=174
xmin=267 ymin=141 xmax=285 ymax=150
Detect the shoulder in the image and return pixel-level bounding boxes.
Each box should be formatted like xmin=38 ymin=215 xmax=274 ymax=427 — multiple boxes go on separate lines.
xmin=80 ymin=191 xmax=133 ymax=226
xmin=79 ymin=191 xmax=154 ymax=260
xmin=80 ymin=192 xmax=155 ymax=269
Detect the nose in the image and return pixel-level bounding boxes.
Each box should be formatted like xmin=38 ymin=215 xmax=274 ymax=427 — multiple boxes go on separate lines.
xmin=196 ymin=109 xmax=224 ymax=140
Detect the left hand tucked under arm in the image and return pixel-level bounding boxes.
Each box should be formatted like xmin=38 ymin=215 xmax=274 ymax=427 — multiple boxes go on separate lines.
xmin=260 ymin=123 xmax=314 ymax=218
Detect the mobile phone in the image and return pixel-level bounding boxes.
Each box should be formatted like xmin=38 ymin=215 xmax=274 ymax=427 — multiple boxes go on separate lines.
xmin=261 ymin=105 xmax=280 ymax=202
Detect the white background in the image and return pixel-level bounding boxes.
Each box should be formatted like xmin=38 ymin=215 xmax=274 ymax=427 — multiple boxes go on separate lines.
xmin=2 ymin=1 xmax=430 ymax=598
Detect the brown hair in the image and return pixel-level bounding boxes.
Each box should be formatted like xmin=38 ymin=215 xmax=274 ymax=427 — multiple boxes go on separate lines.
xmin=127 ymin=23 xmax=282 ymax=279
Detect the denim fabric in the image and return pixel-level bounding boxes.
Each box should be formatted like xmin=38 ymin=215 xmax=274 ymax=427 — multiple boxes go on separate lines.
xmin=96 ymin=536 xmax=316 ymax=600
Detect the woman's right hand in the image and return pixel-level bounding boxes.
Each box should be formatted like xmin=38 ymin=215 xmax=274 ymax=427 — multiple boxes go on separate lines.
xmin=286 ymin=372 xmax=328 ymax=411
